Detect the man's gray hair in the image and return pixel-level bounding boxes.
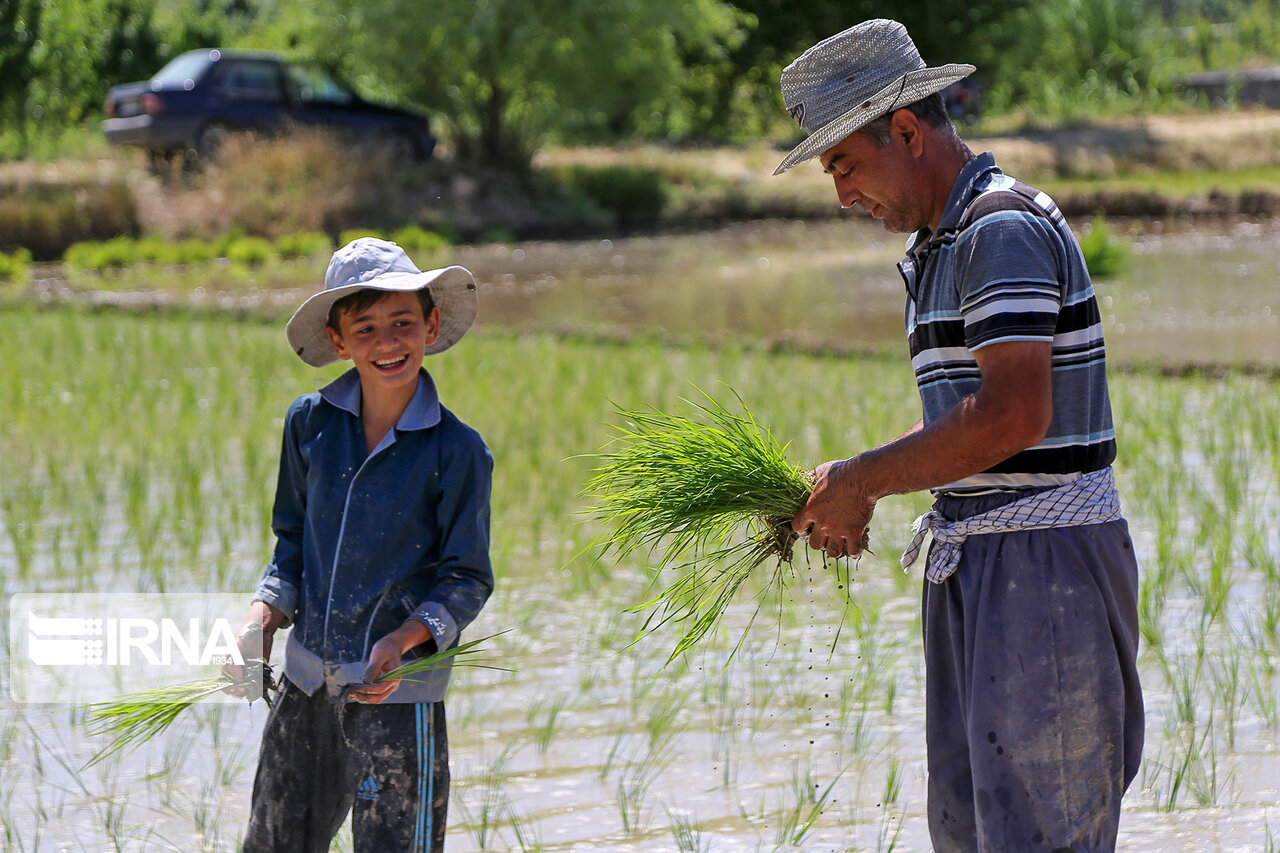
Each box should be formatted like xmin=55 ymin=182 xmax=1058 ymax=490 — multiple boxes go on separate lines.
xmin=858 ymin=92 xmax=954 ymax=147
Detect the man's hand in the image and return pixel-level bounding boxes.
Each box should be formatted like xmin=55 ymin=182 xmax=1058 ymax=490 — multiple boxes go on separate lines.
xmin=792 ymin=458 xmax=878 ymax=559
xmin=224 ymin=601 xmax=285 ymax=700
xmin=349 ymin=620 xmax=433 ymax=705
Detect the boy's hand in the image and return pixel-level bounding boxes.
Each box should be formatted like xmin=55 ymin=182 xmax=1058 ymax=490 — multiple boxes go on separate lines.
xmin=350 ymin=620 xmax=433 ymax=704
xmin=224 ymin=601 xmax=285 ymax=700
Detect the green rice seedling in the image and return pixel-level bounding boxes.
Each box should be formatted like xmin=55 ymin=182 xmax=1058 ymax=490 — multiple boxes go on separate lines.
xmin=357 ymin=632 xmax=510 ymax=689
xmin=875 ymin=757 xmax=906 ymax=853
xmin=585 ymin=389 xmax=847 ymax=664
xmin=665 ymin=804 xmax=708 ymax=853
xmin=79 ymin=667 xmax=269 ymax=769
xmin=455 ymin=744 xmax=519 ymax=852
xmin=528 ymin=693 xmax=570 ymax=755
xmin=772 ymin=761 xmax=843 ymax=848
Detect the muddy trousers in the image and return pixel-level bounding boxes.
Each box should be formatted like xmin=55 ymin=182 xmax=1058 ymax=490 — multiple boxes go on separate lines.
xmin=242 ymin=679 xmax=449 ymax=853
xmin=923 ymin=492 xmax=1143 ymax=853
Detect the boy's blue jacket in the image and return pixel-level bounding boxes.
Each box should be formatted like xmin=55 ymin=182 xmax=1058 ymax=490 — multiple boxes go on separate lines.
xmin=253 ymin=367 xmax=494 ymax=703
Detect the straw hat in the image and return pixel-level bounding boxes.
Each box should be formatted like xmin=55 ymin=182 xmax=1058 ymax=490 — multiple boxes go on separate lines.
xmin=773 ymin=19 xmax=975 ymax=175
xmin=286 ymin=237 xmax=478 ymax=367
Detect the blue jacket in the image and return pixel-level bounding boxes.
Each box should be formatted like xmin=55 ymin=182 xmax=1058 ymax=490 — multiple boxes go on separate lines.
xmin=253 ymin=367 xmax=494 ymax=702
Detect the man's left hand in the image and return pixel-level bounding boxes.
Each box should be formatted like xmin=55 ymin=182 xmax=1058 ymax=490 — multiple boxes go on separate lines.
xmin=349 ymin=636 xmax=405 ymax=704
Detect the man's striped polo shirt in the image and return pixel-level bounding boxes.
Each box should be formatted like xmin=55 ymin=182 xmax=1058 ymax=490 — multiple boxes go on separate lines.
xmin=897 ymin=151 xmax=1117 ymax=496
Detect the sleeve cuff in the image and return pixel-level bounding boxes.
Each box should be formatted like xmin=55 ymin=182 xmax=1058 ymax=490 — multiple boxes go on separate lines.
xmin=410 ymin=601 xmax=458 ymax=650
xmin=253 ymin=577 xmax=299 ymax=627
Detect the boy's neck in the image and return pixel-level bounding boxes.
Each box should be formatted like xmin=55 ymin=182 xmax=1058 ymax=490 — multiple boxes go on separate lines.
xmin=358 ymin=372 xmax=420 ymax=442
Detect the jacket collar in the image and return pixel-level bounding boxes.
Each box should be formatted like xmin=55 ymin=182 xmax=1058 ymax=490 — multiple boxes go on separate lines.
xmin=319 ymin=367 xmax=442 ymax=431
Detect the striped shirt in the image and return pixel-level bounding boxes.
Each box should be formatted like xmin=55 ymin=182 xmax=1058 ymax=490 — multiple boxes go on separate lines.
xmin=897 ymin=152 xmax=1116 ymax=496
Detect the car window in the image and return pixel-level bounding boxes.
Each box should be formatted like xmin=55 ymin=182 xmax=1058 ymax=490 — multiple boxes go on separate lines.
xmin=152 ymin=51 xmax=212 ymax=88
xmin=285 ymin=65 xmax=356 ymax=106
xmin=212 ymin=61 xmax=283 ymax=101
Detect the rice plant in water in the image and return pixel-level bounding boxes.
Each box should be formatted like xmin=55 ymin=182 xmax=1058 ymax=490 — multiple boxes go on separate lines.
xmin=584 ymin=389 xmax=828 ymax=663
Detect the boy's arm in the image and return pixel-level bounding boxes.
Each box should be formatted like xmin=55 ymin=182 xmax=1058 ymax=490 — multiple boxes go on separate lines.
xmin=252 ymin=401 xmax=310 ymax=625
xmin=409 ymin=432 xmax=495 ymax=652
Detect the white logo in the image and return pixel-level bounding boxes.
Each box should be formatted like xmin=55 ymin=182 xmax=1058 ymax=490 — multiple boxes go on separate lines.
xmin=27 ymin=613 xmax=242 ymax=667
xmin=9 ymin=593 xmax=258 ymax=703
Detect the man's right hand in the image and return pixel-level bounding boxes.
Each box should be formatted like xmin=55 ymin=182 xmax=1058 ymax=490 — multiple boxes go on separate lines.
xmin=792 ymin=457 xmax=879 ymax=559
xmin=224 ymin=601 xmax=285 ymax=700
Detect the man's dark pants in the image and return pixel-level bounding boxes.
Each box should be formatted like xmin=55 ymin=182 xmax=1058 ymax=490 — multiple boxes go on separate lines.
xmin=242 ymin=679 xmax=449 ymax=853
xmin=923 ymin=491 xmax=1143 ymax=853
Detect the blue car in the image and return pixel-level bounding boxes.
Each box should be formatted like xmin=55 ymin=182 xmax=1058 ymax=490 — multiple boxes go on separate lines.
xmin=102 ymin=49 xmax=436 ymax=164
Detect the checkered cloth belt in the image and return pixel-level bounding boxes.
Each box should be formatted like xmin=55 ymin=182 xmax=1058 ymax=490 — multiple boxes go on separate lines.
xmin=900 ymin=467 xmax=1122 ymax=584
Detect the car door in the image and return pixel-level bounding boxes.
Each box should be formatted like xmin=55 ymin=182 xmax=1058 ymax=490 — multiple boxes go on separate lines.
xmin=283 ymin=63 xmax=392 ymax=137
xmin=205 ymin=58 xmax=288 ymax=133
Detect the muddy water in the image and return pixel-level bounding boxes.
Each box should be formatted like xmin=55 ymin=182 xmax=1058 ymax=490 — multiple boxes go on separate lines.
xmin=462 ymin=216 xmax=1280 ymax=368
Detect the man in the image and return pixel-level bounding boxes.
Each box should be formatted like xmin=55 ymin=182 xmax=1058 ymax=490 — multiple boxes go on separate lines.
xmin=775 ymin=19 xmax=1143 ymax=853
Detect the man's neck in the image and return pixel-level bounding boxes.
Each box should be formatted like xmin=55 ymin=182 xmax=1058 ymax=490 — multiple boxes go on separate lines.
xmin=927 ymin=140 xmax=976 ymax=233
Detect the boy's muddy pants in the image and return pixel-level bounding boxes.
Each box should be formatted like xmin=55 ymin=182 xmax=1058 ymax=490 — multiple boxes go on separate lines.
xmin=242 ymin=678 xmax=449 ymax=853
xmin=923 ymin=491 xmax=1144 ymax=853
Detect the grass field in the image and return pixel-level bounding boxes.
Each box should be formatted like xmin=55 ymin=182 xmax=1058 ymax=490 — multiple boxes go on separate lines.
xmin=1 ymin=306 xmax=1278 ymax=851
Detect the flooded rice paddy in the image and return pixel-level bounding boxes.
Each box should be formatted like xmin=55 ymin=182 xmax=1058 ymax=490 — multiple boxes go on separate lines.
xmin=1 ymin=215 xmax=1278 ymax=851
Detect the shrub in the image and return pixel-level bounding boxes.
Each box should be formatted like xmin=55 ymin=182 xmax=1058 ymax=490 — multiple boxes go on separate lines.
xmin=390 ymin=225 xmax=451 ymax=258
xmin=542 ymin=164 xmax=670 ymax=226
xmin=337 ymin=229 xmax=386 ymax=247
xmin=0 ymin=181 xmax=138 ymax=261
xmin=1079 ymin=214 xmax=1130 ymax=279
xmin=64 ymin=236 xmax=141 ymax=272
xmin=189 ymin=129 xmax=429 ymax=240
xmin=0 ymin=248 xmax=32 ymax=285
xmin=275 ymin=231 xmax=332 ymax=260
xmin=223 ymin=236 xmax=276 ymax=267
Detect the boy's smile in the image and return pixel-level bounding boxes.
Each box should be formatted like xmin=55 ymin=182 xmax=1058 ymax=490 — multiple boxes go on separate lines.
xmin=326 ymin=291 xmax=441 ymax=394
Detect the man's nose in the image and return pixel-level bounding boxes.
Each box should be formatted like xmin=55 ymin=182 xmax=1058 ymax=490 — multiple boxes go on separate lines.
xmin=834 ymin=175 xmax=860 ymax=209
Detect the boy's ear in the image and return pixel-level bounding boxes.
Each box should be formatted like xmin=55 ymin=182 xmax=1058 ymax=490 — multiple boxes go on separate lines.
xmin=424 ymin=305 xmax=441 ymax=347
xmin=325 ymin=325 xmax=352 ymax=360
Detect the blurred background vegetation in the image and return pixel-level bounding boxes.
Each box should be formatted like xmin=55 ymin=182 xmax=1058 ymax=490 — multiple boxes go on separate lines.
xmin=3 ymin=0 xmax=1280 ymax=165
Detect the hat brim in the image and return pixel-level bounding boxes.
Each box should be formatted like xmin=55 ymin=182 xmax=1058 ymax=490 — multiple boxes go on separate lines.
xmin=286 ymin=265 xmax=479 ymax=367
xmin=773 ymin=63 xmax=975 ymax=176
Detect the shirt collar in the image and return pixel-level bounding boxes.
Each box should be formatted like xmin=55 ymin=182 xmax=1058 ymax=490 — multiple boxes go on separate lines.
xmin=904 ymin=150 xmax=1002 ymax=255
xmin=319 ymin=367 xmax=442 ymax=431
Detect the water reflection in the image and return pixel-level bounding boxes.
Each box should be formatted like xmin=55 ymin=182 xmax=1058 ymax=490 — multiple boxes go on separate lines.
xmin=456 ymin=218 xmax=1280 ymax=367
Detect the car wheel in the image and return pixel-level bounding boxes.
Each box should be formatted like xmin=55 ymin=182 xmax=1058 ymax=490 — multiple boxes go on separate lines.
xmin=194 ymin=122 xmax=235 ymax=163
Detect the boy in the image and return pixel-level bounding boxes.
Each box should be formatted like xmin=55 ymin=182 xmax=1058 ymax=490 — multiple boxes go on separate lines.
xmin=233 ymin=237 xmax=494 ymax=852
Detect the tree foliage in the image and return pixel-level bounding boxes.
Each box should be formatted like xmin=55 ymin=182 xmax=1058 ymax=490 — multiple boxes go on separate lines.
xmin=290 ymin=0 xmax=748 ymax=170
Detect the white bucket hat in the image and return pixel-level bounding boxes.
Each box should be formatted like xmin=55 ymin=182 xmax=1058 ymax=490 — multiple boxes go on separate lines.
xmin=286 ymin=237 xmax=478 ymax=367
xmin=773 ymin=19 xmax=975 ymax=175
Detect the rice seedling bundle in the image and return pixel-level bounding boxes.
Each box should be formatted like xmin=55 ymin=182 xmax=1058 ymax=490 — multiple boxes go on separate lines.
xmin=585 ymin=389 xmax=843 ymax=663
xmin=80 ymin=666 xmax=270 ymax=768
xmin=79 ymin=637 xmax=506 ymax=767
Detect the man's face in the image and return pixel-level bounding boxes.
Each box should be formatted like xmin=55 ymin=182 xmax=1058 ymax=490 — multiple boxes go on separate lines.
xmin=819 ymin=124 xmax=926 ymax=234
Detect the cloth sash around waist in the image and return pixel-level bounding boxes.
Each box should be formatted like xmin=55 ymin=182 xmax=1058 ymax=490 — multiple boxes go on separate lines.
xmin=900 ymin=467 xmax=1122 ymax=583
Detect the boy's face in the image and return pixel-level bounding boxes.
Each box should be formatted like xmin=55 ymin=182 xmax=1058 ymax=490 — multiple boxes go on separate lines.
xmin=326 ymin=291 xmax=440 ymax=393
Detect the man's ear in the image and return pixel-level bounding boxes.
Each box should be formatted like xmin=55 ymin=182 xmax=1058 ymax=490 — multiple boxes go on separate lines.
xmin=325 ymin=325 xmax=351 ymax=360
xmin=890 ymin=108 xmax=925 ymax=157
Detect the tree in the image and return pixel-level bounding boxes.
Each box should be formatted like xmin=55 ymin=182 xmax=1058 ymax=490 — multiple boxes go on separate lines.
xmin=294 ymin=0 xmax=746 ymax=170
xmin=0 ymin=0 xmax=43 ymax=151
